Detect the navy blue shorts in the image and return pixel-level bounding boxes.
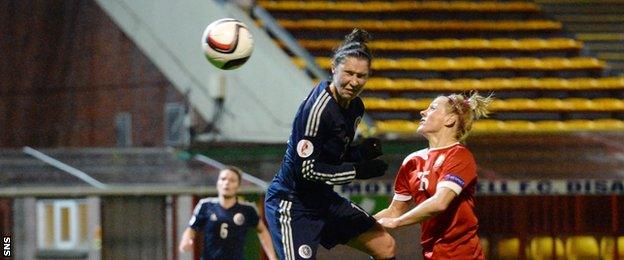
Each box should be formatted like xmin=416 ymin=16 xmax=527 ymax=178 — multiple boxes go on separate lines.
xmin=265 ymin=191 xmax=376 ymax=260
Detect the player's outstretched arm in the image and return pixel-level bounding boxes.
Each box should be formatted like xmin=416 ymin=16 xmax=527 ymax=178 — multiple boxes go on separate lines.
xmin=256 ymin=221 xmax=278 ymax=260
xmin=179 ymin=227 xmax=196 ymax=252
xmin=373 ymin=199 xmax=411 ymax=220
xmin=378 ymin=187 xmax=456 ymax=229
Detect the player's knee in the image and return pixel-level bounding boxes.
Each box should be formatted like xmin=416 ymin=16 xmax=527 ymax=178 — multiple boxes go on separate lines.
xmin=371 ymin=233 xmax=395 ymax=259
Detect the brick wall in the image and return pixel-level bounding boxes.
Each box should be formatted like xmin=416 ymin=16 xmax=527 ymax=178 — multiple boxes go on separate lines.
xmin=0 ymin=0 xmax=184 ymax=147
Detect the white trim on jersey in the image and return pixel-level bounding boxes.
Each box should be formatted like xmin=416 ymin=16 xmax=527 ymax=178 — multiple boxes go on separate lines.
xmin=437 ymin=181 xmax=463 ymax=195
xmin=189 ymin=197 xmax=218 ymax=226
xmin=301 ymin=159 xmax=356 ymax=184
xmin=393 ymin=193 xmax=413 ymax=201
xmin=279 ymin=200 xmax=295 ymax=260
xmin=305 ymin=92 xmax=331 ymax=137
xmin=402 ymin=148 xmax=428 ymax=165
xmin=428 ymin=142 xmax=460 ymax=152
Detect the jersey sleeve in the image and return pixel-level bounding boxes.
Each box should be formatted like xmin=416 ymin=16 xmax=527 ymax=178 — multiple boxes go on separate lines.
xmin=393 ymin=158 xmax=416 ymax=201
xmin=436 ymin=148 xmax=477 ymax=195
xmin=298 ymin=103 xmax=357 ymax=185
xmin=188 ymin=201 xmax=207 ymax=230
xmin=246 ymin=205 xmax=260 ymax=228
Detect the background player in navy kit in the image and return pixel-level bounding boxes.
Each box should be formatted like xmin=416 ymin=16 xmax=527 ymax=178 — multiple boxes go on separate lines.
xmin=264 ymin=29 xmax=396 ymax=260
xmin=179 ymin=166 xmax=277 ymax=260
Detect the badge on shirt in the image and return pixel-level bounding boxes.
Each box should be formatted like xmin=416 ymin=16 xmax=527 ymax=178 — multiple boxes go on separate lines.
xmin=297 ymin=139 xmax=314 ymax=158
xmin=210 ymin=213 xmax=217 ymax=221
xmin=233 ymin=213 xmax=245 ymax=226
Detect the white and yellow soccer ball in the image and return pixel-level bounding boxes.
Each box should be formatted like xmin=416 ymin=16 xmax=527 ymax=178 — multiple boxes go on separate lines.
xmin=201 ymin=18 xmax=254 ymax=70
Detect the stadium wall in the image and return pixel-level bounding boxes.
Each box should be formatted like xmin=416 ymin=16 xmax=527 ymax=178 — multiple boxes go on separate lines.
xmin=0 ymin=0 xmax=188 ymax=148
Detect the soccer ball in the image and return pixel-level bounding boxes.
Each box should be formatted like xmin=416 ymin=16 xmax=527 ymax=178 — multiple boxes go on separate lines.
xmin=201 ymin=18 xmax=254 ymax=70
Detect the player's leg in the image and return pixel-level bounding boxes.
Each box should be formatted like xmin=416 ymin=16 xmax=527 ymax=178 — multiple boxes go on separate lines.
xmin=265 ymin=195 xmax=323 ymax=260
xmin=320 ymin=195 xmax=396 ymax=259
xmin=346 ymin=222 xmax=396 ymax=260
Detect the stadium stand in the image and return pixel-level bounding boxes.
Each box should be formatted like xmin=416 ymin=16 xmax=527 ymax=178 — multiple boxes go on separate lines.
xmin=496 ymin=237 xmax=521 ymax=260
xmin=257 ymin=0 xmax=624 ymax=136
xmin=528 ymin=236 xmax=565 ymax=260
xmin=536 ymin=0 xmax=624 ymax=75
xmin=601 ymin=236 xmax=624 ymax=260
xmin=566 ymin=236 xmax=601 ymax=260
xmin=255 ymin=4 xmax=624 ymax=258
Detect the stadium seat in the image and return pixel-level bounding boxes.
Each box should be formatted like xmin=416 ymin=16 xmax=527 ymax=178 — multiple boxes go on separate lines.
xmin=277 ymin=19 xmax=562 ymax=32
xmin=497 ymin=238 xmax=520 ymax=260
xmin=297 ymin=38 xmax=582 ymax=52
xmin=295 ymin=57 xmax=604 ymax=71
xmin=566 ymin=236 xmax=600 ymax=260
xmin=373 ymin=119 xmax=624 ymax=135
xmin=528 ymin=236 xmax=565 ymax=260
xmin=362 ymin=77 xmax=624 ymax=92
xmin=480 ymin=237 xmax=489 ymax=258
xmin=362 ymin=97 xmax=624 ymax=113
xmin=600 ymin=236 xmax=624 ymax=260
xmin=259 ymin=1 xmax=541 ymax=13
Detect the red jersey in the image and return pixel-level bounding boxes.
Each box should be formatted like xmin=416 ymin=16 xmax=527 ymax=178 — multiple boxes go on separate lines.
xmin=393 ymin=143 xmax=484 ymax=260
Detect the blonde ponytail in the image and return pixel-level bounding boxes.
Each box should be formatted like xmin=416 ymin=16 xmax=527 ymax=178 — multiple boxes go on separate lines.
xmin=446 ymin=91 xmax=493 ymax=141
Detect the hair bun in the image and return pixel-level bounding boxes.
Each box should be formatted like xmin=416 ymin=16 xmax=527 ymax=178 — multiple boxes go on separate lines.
xmin=344 ymin=28 xmax=371 ymax=44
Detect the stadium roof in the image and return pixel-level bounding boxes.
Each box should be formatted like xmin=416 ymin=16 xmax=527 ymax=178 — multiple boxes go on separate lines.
xmin=0 ymin=147 xmax=264 ymax=196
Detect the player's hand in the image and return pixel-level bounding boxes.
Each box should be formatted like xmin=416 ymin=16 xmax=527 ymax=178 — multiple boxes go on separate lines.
xmin=354 ymin=159 xmax=388 ymax=179
xmin=378 ymin=217 xmax=400 ymax=229
xmin=179 ymin=237 xmax=194 ymax=252
xmin=358 ymin=137 xmax=383 ymax=160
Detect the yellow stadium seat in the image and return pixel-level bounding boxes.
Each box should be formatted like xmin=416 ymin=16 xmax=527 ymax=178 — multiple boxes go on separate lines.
xmin=601 ymin=77 xmax=624 ymax=88
xmin=512 ymin=77 xmax=541 ymax=88
xmin=452 ymin=78 xmax=483 ymax=90
xmin=462 ymin=38 xmax=490 ymax=49
xmin=529 ymin=237 xmax=565 ymax=260
xmin=540 ymin=78 xmax=568 ymax=89
xmin=277 ymin=19 xmax=561 ymax=32
xmin=423 ymin=79 xmax=452 ymax=91
xmin=480 ymin=237 xmax=489 ymax=258
xmin=599 ymin=98 xmax=623 ymax=111
xmin=519 ymin=38 xmax=549 ymax=50
xmin=600 ymin=236 xmax=624 ymax=260
xmin=567 ymin=236 xmax=600 ymax=260
xmin=427 ymin=57 xmax=456 ymax=70
xmin=259 ymin=1 xmax=540 ymax=13
xmin=593 ymin=119 xmax=624 ymax=131
xmin=566 ymin=120 xmax=596 ymax=131
xmin=535 ymin=120 xmax=566 ymax=132
xmin=497 ymin=238 xmax=521 ymax=260
xmin=515 ymin=57 xmax=543 ymax=70
xmin=489 ymin=38 xmax=518 ymax=50
xmin=481 ymin=78 xmax=513 ymax=90
xmin=434 ymin=38 xmax=461 ymax=50
xmin=375 ymin=119 xmax=624 ymax=135
xmin=484 ymin=57 xmax=513 ymax=69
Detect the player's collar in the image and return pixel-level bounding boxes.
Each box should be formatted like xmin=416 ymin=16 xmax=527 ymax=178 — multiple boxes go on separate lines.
xmin=428 ymin=142 xmax=460 ymax=152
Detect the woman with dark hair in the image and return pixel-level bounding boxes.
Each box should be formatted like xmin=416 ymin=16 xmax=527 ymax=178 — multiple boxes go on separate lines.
xmin=264 ymin=29 xmax=396 ymax=260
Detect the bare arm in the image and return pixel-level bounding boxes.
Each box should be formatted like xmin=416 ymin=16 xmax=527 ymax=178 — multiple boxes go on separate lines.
xmin=179 ymin=227 xmax=197 ymax=253
xmin=378 ymin=187 xmax=457 ymax=229
xmin=373 ymin=199 xmax=412 ymax=220
xmin=257 ymin=221 xmax=278 ymax=260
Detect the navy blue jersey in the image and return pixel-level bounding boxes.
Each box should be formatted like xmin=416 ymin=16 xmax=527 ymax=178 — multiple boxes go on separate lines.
xmin=189 ymin=198 xmax=260 ymax=260
xmin=269 ymin=81 xmax=364 ymax=197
